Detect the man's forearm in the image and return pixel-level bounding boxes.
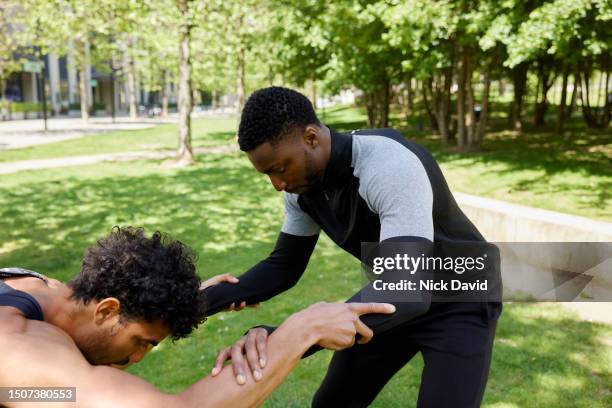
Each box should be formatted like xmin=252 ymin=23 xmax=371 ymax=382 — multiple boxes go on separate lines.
xmin=178 ymin=311 xmax=317 ymax=408
xmin=203 ymin=233 xmax=318 ymax=315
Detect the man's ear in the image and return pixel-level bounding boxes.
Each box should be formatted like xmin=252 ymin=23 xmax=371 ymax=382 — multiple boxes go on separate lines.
xmin=93 ymin=298 xmax=122 ymax=325
xmin=302 ymin=125 xmax=321 ymax=148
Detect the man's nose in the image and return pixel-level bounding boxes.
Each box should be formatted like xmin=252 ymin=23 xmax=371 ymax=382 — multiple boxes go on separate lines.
xmin=269 ymin=175 xmax=287 ymax=192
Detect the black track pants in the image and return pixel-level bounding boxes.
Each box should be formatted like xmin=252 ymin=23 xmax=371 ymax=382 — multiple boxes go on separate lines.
xmin=312 ymin=302 xmax=502 ymax=408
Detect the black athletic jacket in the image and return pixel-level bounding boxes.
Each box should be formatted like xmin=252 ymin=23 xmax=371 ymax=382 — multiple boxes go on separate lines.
xmin=203 ymin=128 xmax=485 ymax=335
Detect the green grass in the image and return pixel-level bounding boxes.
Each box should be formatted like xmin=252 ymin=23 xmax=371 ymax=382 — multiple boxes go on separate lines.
xmin=0 ymin=105 xmax=609 ymax=221
xmin=0 ymin=151 xmax=610 ymax=407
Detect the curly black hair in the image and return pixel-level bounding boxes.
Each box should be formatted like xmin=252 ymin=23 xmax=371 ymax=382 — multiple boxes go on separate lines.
xmin=68 ymin=227 xmax=206 ymax=340
xmin=238 ymin=86 xmax=320 ymax=151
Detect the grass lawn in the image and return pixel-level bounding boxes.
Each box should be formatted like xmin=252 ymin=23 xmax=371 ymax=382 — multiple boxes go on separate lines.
xmin=1 ymin=147 xmax=610 ymax=406
xmin=1 ymin=105 xmax=609 ymax=221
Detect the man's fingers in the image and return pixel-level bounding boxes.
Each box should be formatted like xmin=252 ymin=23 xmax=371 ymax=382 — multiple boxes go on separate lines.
xmin=231 ymin=341 xmax=247 ymax=385
xmin=225 ymin=300 xmax=254 ymax=312
xmin=200 ymin=274 xmax=239 ymax=291
xmin=350 ymin=302 xmax=396 ymax=316
xmin=355 ymin=319 xmax=374 ymax=344
xmin=217 ymin=273 xmax=239 ymax=284
xmin=211 ymin=347 xmax=231 ymax=376
xmin=245 ymin=333 xmax=262 ymax=381
xmin=255 ymin=330 xmax=267 ymax=368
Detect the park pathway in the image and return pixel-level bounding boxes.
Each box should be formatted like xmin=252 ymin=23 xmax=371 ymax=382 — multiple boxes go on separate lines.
xmin=0 ymin=143 xmax=238 ymax=175
xmin=0 ymin=116 xmax=176 ymax=149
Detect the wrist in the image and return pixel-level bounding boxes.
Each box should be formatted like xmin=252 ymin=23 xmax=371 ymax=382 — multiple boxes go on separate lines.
xmin=284 ymin=309 xmax=321 ymax=348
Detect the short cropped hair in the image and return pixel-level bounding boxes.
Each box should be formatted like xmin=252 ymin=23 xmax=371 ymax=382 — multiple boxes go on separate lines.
xmin=69 ymin=227 xmax=206 ymax=340
xmin=238 ymin=86 xmax=320 ymax=151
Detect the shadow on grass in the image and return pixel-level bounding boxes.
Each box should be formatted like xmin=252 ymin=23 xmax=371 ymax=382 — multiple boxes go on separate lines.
xmin=192 ymin=130 xmax=237 ymax=148
xmin=419 ymin=122 xmax=612 ymax=215
xmin=0 ymin=153 xmax=281 ymax=281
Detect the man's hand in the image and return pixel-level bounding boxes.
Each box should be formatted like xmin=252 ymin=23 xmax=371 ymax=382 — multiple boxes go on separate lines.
xmin=211 ymin=327 xmax=268 ymax=385
xmin=214 ymin=302 xmax=395 ymax=385
xmin=301 ymin=302 xmax=396 ymax=350
xmin=199 ymin=273 xmax=260 ymax=311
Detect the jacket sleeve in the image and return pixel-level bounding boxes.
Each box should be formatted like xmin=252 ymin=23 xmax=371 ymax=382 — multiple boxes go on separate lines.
xmin=202 ymin=232 xmax=319 ymax=316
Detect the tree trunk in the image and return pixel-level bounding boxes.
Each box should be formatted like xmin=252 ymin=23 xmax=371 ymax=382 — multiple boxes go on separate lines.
xmin=125 ymin=42 xmax=138 ymax=121
xmin=456 ymin=46 xmax=468 ymax=148
xmin=364 ymin=79 xmax=391 ymax=128
xmin=556 ymin=62 xmax=569 ymax=133
xmin=511 ymin=62 xmax=529 ymax=131
xmin=422 ymin=78 xmax=438 ymax=131
xmin=596 ymin=64 xmax=605 ymax=109
xmin=406 ymin=76 xmax=413 ymax=114
xmin=603 ymin=56 xmax=611 ymax=126
xmin=365 ymin=92 xmax=374 ymax=127
xmin=580 ymin=55 xmax=611 ymax=128
xmin=235 ymin=14 xmax=246 ymax=114
xmin=465 ymin=54 xmax=477 ymax=147
xmin=534 ymin=60 xmax=554 ymax=127
xmin=476 ymin=68 xmax=491 ymax=145
xmin=567 ymin=67 xmax=579 ymax=119
xmin=161 ymin=69 xmax=169 ymax=116
xmin=236 ymin=47 xmax=246 ymax=113
xmin=432 ymin=69 xmax=452 ymax=144
xmin=381 ymin=78 xmax=390 ymax=127
xmin=310 ymin=80 xmax=317 ymax=110
xmin=440 ymin=70 xmax=452 ymax=145
xmin=212 ymin=89 xmax=217 ymax=110
xmin=177 ymin=0 xmax=194 ymax=164
xmin=78 ymin=44 xmax=89 ymax=123
xmin=579 ymin=58 xmax=598 ymax=128
xmin=533 ymin=64 xmax=541 ymax=124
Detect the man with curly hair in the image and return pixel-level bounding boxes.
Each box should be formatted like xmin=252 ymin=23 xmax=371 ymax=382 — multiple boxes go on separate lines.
xmin=0 ymin=226 xmax=394 ymax=407
xmin=202 ymin=86 xmax=503 ymax=408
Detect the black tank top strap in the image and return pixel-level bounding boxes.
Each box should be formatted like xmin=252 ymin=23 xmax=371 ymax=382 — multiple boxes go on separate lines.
xmin=0 ymin=267 xmax=49 ymax=283
xmin=0 ymin=267 xmax=46 ymax=321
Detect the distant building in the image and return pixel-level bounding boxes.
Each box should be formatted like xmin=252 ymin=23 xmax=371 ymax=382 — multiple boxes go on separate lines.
xmin=3 ymin=50 xmax=182 ymax=118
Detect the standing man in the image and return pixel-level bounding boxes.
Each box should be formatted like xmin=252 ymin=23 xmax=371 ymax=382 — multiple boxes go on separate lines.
xmin=203 ymin=87 xmax=502 ymax=407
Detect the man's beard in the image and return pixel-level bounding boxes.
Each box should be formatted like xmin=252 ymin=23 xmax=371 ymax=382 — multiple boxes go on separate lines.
xmin=303 ymin=149 xmax=321 ymax=188
xmin=78 ymin=324 xmax=126 ymax=366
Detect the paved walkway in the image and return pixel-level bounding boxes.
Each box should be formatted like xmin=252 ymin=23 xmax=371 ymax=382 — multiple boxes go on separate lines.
xmin=0 ymin=144 xmax=238 ymax=174
xmin=562 ymin=303 xmax=612 ymax=325
xmin=0 ymin=116 xmax=178 ymax=150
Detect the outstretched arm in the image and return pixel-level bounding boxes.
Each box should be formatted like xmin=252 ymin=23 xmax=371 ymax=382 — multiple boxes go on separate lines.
xmin=0 ymin=303 xmax=393 ymax=408
xmin=203 ymin=192 xmax=321 ymax=316
xmin=202 ymin=232 xmax=318 ymax=315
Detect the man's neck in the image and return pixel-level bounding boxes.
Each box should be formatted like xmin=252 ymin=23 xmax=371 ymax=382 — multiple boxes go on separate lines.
xmin=318 ymin=125 xmax=332 ymax=178
xmin=20 ymin=278 xmax=84 ymax=332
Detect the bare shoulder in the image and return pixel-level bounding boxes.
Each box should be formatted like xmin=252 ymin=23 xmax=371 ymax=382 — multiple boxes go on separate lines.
xmin=0 ymin=314 xmax=178 ymax=408
xmin=0 ymin=314 xmax=88 ymax=386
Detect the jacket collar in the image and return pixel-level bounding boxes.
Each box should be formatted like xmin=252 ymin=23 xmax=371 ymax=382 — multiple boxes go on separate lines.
xmin=320 ymin=127 xmax=353 ymax=189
